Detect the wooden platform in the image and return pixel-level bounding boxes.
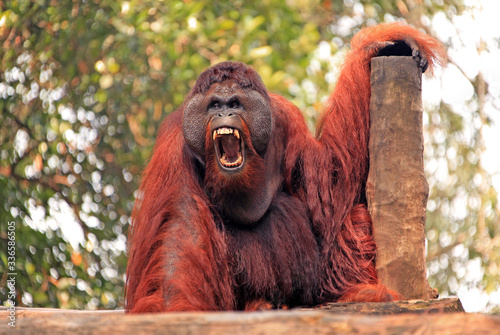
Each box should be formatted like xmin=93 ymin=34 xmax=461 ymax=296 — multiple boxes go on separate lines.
xmin=1 ymin=298 xmax=499 ymax=334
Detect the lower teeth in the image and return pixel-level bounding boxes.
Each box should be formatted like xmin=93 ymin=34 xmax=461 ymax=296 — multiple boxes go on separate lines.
xmin=221 ymin=154 xmax=242 ymax=167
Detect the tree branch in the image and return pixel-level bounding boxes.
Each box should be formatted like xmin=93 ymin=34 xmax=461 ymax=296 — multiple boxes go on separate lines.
xmin=427 ymin=233 xmax=466 ymax=261
xmin=2 ymin=106 xmax=33 ymax=136
xmin=10 ymin=170 xmax=90 ymax=237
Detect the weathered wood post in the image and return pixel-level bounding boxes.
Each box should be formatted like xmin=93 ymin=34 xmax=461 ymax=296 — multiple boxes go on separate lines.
xmin=367 ymin=56 xmax=436 ymax=300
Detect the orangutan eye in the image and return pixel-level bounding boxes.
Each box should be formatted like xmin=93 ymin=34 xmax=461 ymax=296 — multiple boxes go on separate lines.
xmin=212 ymin=102 xmax=221 ymax=109
xmin=229 ymin=101 xmax=239 ymax=109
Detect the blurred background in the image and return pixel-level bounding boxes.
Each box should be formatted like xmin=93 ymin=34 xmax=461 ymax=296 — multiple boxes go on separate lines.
xmin=0 ymin=0 xmax=499 ymax=313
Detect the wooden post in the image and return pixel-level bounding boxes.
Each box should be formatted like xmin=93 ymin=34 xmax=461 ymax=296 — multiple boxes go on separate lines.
xmin=366 ymin=56 xmax=436 ymax=300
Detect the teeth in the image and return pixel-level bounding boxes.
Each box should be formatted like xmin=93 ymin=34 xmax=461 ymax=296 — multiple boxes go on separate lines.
xmin=212 ymin=127 xmax=243 ymax=168
xmin=217 ymin=127 xmax=233 ymax=135
xmin=212 ymin=127 xmax=240 ymax=140
xmin=220 ymin=153 xmax=243 ymax=167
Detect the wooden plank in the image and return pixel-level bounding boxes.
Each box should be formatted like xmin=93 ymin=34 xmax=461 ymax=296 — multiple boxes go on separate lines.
xmin=0 ymin=306 xmax=124 ymax=318
xmin=315 ymin=298 xmax=464 ymax=314
xmin=0 ymin=298 xmax=462 ymax=318
xmin=0 ymin=307 xmax=498 ymax=335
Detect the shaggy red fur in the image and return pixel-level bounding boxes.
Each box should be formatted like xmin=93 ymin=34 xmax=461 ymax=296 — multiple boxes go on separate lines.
xmin=125 ymin=22 xmax=444 ymax=312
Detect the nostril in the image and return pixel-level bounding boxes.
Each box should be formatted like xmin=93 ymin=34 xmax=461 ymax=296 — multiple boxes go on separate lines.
xmin=227 ymin=113 xmax=234 ymax=117
xmin=217 ymin=113 xmax=223 ymax=117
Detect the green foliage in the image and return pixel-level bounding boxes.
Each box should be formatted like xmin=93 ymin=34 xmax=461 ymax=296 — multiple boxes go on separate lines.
xmin=0 ymin=0 xmax=329 ymax=310
xmin=4 ymin=0 xmax=498 ymax=313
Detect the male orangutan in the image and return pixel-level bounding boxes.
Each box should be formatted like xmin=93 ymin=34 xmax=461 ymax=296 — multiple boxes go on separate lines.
xmin=125 ymin=22 xmax=444 ymax=312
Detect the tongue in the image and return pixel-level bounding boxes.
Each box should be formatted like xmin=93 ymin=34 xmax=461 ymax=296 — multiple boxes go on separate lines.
xmin=221 ymin=135 xmax=240 ymax=159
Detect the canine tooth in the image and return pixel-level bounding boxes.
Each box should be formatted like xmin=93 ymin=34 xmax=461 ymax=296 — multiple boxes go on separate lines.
xmin=234 ymin=129 xmax=240 ymax=139
xmin=213 ymin=131 xmax=217 ymax=141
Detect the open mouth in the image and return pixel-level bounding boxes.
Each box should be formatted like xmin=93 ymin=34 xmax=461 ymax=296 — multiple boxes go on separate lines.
xmin=212 ymin=127 xmax=244 ymax=169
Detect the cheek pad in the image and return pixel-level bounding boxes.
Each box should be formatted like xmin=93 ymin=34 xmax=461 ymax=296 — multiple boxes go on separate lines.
xmin=243 ymin=91 xmax=273 ymax=154
xmin=183 ymin=94 xmax=207 ymax=157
